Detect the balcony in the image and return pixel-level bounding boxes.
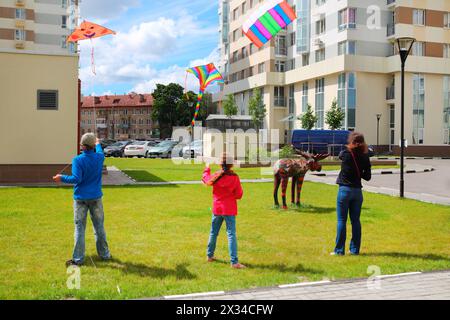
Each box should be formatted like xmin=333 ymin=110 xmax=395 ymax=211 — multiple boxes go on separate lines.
xmin=15 ymin=41 xmax=25 ymax=49
xmin=274 ymin=97 xmax=286 ymax=107
xmin=15 ymin=0 xmax=25 ymax=7
xmin=386 ymin=86 xmax=395 ymax=100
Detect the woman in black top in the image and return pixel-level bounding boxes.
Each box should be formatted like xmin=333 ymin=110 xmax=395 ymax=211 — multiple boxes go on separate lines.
xmin=333 ymin=132 xmax=372 ymax=255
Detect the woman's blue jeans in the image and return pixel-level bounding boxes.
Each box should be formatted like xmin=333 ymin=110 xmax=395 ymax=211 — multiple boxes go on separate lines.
xmin=207 ymin=215 xmax=238 ymax=264
xmin=334 ymin=186 xmax=363 ymax=255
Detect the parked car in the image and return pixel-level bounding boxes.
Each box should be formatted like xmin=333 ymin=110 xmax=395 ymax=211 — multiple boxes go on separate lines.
xmin=182 ymin=140 xmax=203 ymax=158
xmin=99 ymin=139 xmax=117 ymax=150
xmin=147 ymin=140 xmax=179 ymax=158
xmin=104 ymin=141 xmax=133 ymax=157
xmin=124 ymin=141 xmax=156 ymax=158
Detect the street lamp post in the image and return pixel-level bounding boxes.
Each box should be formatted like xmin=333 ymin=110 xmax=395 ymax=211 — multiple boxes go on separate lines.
xmin=376 ymin=113 xmax=382 ymax=154
xmin=396 ymin=37 xmax=415 ymax=198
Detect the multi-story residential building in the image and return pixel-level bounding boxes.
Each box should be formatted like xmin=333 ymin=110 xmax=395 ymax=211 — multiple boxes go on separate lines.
xmin=81 ymin=94 xmax=155 ymax=141
xmin=216 ymin=0 xmax=450 ymax=156
xmin=0 ymin=0 xmax=80 ymax=183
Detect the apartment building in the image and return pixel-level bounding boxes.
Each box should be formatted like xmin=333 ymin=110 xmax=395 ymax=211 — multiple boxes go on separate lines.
xmin=0 ymin=0 xmax=79 ymax=183
xmin=216 ymin=0 xmax=450 ymax=156
xmin=81 ymin=94 xmax=155 ymax=141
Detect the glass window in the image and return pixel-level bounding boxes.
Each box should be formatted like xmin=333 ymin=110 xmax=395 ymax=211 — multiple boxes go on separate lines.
xmin=444 ymin=44 xmax=450 ymax=59
xmin=445 ymin=13 xmax=450 ymax=28
xmin=15 ymin=8 xmax=25 ymax=20
xmin=412 ymin=74 xmax=425 ymax=144
xmin=15 ymin=29 xmax=25 ymax=41
xmin=413 ymin=9 xmax=425 ymax=26
xmin=444 ymin=76 xmax=450 ymax=144
xmin=412 ymin=42 xmax=425 ymax=56
xmin=302 ymin=82 xmax=308 ymax=112
xmin=315 ymin=78 xmax=325 ymax=128
xmin=315 ymin=48 xmax=325 ymax=62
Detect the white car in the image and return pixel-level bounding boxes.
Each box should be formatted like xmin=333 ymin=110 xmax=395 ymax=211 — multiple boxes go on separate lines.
xmin=124 ymin=141 xmax=156 ymax=158
xmin=182 ymin=140 xmax=203 ymax=158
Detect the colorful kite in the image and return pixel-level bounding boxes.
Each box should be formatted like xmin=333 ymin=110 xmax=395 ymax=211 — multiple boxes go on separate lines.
xmin=67 ymin=20 xmax=116 ymax=74
xmin=186 ymin=63 xmax=224 ymax=126
xmin=243 ymin=0 xmax=296 ymax=48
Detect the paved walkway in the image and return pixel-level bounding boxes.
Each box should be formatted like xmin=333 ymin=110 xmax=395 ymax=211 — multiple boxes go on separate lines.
xmin=159 ymin=271 xmax=450 ymax=300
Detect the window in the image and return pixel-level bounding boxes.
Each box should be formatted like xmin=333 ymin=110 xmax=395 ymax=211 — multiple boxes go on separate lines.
xmin=274 ymin=87 xmax=286 ymax=107
xmin=286 ymin=59 xmax=295 ymax=71
xmin=412 ymin=41 xmax=425 ymax=56
xmin=62 ymin=15 xmax=67 ymax=28
xmin=15 ymin=8 xmax=25 ymax=20
xmin=390 ymin=105 xmax=396 ymax=145
xmin=338 ymin=8 xmax=356 ymax=31
xmin=315 ymin=78 xmax=325 ymax=128
xmin=275 ymin=60 xmax=286 ymax=72
xmin=412 ymin=74 xmax=425 ymax=144
xmin=288 ymin=85 xmax=295 ymax=116
xmin=249 ymin=43 xmax=255 ymax=55
xmin=61 ymin=36 xmax=67 ymax=48
xmin=316 ymin=18 xmax=326 ymax=35
xmin=338 ymin=41 xmax=356 ymax=55
xmin=445 ymin=13 xmax=450 ymax=28
xmin=37 ymin=90 xmax=59 ymax=110
xmin=444 ymin=44 xmax=450 ymax=59
xmin=316 ymin=0 xmax=326 ymax=6
xmin=62 ymin=0 xmax=68 ymax=8
xmin=302 ymin=53 xmax=310 ymax=66
xmin=302 ymin=82 xmax=308 ymax=112
xmin=315 ymin=48 xmax=325 ymax=62
xmin=275 ymin=35 xmax=287 ymax=55
xmin=337 ymin=73 xmax=356 ymax=129
xmin=444 ymin=76 xmax=450 ymax=144
xmin=297 ymin=0 xmax=310 ymax=53
xmin=258 ymin=62 xmax=265 ymax=73
xmin=15 ymin=29 xmax=25 ymax=41
xmin=413 ymin=9 xmax=425 ymax=26
xmin=242 ymin=46 xmax=248 ymax=58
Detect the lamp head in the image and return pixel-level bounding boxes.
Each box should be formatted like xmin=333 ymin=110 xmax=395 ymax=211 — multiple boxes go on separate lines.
xmin=396 ymin=37 xmax=416 ymax=63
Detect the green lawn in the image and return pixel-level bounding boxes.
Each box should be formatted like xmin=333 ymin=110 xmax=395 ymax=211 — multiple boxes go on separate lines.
xmin=105 ymin=158 xmax=399 ymax=182
xmin=0 ymin=182 xmax=448 ymax=300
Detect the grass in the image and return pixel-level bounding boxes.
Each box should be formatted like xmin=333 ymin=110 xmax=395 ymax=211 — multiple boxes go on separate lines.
xmin=0 ymin=182 xmax=449 ymax=300
xmin=105 ymin=158 xmax=399 ymax=182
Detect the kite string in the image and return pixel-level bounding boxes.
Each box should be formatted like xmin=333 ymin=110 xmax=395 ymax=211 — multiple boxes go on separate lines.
xmin=90 ymin=38 xmax=96 ymax=75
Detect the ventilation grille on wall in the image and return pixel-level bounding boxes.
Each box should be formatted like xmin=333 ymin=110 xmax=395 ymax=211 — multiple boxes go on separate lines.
xmin=37 ymin=90 xmax=59 ymax=110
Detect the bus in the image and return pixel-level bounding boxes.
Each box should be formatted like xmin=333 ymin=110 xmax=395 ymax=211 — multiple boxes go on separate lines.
xmin=291 ymin=130 xmax=350 ymax=156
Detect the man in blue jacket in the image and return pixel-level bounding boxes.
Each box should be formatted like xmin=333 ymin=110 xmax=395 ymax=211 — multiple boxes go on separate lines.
xmin=53 ymin=133 xmax=111 ymax=266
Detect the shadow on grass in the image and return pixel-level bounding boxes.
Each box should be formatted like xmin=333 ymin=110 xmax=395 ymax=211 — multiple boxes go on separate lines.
xmin=214 ymin=259 xmax=323 ymax=275
xmin=361 ymin=252 xmax=450 ymax=262
xmin=272 ymin=204 xmax=335 ymax=214
xmin=122 ymin=170 xmax=167 ymax=183
xmin=90 ymin=257 xmax=197 ymax=280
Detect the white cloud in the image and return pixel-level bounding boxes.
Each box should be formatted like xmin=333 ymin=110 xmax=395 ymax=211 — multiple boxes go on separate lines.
xmin=80 ymin=13 xmax=219 ymax=95
xmin=80 ymin=0 xmax=140 ymax=22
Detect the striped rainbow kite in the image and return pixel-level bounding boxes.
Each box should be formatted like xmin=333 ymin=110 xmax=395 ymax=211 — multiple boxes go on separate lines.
xmin=243 ymin=0 xmax=297 ymax=48
xmin=186 ymin=63 xmax=224 ymax=126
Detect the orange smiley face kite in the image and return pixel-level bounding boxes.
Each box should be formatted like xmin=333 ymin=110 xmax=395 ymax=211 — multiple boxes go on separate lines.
xmin=67 ymin=20 xmax=116 ymax=43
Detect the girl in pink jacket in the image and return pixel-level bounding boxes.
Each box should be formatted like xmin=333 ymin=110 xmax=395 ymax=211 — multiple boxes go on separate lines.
xmin=202 ymin=155 xmax=245 ymax=269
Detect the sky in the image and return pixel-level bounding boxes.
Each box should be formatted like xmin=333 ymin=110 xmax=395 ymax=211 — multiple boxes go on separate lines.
xmin=78 ymin=0 xmax=220 ymax=96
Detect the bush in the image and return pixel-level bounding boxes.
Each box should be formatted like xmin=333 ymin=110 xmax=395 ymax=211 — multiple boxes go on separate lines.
xmin=279 ymin=145 xmax=295 ymax=159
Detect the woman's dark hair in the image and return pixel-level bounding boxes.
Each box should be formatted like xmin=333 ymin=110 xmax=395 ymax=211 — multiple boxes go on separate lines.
xmin=347 ymin=132 xmax=369 ymax=154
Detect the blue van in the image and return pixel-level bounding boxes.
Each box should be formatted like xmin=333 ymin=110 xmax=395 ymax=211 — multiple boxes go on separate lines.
xmin=291 ymin=130 xmax=350 ymax=156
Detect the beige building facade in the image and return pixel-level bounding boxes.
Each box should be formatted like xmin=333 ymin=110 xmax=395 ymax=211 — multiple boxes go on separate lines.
xmin=216 ymin=0 xmax=450 ymax=156
xmin=0 ymin=0 xmax=79 ymax=183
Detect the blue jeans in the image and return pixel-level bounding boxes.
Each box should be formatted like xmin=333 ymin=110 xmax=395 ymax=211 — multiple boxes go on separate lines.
xmin=207 ymin=215 xmax=238 ymax=265
xmin=334 ymin=186 xmax=363 ymax=255
xmin=73 ymin=198 xmax=111 ymax=264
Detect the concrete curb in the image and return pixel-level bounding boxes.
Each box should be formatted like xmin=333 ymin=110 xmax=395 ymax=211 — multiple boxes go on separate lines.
xmin=147 ymin=270 xmax=450 ymax=300
xmin=310 ymin=167 xmax=435 ymax=177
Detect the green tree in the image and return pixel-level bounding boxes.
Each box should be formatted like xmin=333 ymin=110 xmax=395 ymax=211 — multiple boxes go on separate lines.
xmin=248 ymin=88 xmax=267 ymax=162
xmin=152 ymin=83 xmax=210 ymax=138
xmin=299 ymin=104 xmax=318 ymax=130
xmin=223 ymin=94 xmax=238 ymax=118
xmin=325 ymin=98 xmax=345 ymax=130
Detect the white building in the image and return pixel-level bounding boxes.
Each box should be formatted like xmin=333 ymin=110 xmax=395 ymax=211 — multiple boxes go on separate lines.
xmin=216 ymin=0 xmax=450 ymax=156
